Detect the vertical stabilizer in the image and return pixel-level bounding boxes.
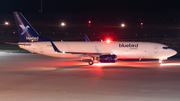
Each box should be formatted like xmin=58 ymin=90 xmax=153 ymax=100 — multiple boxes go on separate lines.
xmin=13 ymin=12 xmax=50 ymax=42
xmin=84 ymin=34 xmax=90 ymax=41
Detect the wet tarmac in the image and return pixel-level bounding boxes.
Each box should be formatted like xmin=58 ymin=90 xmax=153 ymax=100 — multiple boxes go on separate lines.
xmin=0 ymin=52 xmax=180 ymax=101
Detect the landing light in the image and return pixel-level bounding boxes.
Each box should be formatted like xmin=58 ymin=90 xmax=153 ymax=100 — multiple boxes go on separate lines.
xmin=160 ymin=63 xmax=180 ymax=66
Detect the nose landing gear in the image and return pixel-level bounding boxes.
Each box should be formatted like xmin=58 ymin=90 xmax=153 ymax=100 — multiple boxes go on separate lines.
xmin=159 ymin=57 xmax=167 ymax=64
xmin=159 ymin=60 xmax=162 ymax=64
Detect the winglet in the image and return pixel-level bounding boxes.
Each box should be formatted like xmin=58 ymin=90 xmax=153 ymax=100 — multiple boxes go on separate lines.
xmin=84 ymin=34 xmax=90 ymax=42
xmin=51 ymin=41 xmax=61 ymax=53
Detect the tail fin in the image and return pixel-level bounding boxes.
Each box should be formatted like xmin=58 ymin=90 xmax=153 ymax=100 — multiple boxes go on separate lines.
xmin=84 ymin=34 xmax=90 ymax=42
xmin=13 ymin=12 xmax=50 ymax=42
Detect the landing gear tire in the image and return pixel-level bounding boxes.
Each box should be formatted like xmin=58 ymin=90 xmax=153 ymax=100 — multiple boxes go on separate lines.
xmin=88 ymin=60 xmax=94 ymax=65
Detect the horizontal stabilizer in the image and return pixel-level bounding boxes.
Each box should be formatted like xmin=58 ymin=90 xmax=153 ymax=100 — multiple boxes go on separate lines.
xmin=5 ymin=42 xmax=31 ymax=46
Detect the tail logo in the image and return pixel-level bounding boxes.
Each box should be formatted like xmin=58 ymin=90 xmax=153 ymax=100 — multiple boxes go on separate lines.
xmin=19 ymin=25 xmax=30 ymax=35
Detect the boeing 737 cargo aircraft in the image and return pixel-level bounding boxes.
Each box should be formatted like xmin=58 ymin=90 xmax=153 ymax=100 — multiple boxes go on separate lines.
xmin=12 ymin=12 xmax=177 ymax=65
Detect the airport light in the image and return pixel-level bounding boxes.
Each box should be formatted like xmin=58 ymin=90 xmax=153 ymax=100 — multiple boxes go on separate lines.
xmin=61 ymin=22 xmax=66 ymax=26
xmin=5 ymin=21 xmax=9 ymax=25
xmin=88 ymin=20 xmax=91 ymax=27
xmin=121 ymin=23 xmax=125 ymax=27
xmin=141 ymin=22 xmax=143 ymax=26
xmin=88 ymin=20 xmax=91 ymax=24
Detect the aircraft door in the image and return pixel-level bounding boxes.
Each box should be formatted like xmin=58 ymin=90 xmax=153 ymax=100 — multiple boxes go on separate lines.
xmin=154 ymin=45 xmax=158 ymax=53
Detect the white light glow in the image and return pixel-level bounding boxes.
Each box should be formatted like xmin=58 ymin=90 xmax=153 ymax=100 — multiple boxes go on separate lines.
xmin=121 ymin=23 xmax=125 ymax=27
xmin=61 ymin=22 xmax=65 ymax=26
xmin=159 ymin=60 xmax=162 ymax=64
xmin=160 ymin=63 xmax=180 ymax=66
xmin=5 ymin=22 xmax=9 ymax=25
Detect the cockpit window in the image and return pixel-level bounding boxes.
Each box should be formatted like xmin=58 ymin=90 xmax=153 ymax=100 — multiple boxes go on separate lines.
xmin=163 ymin=47 xmax=170 ymax=49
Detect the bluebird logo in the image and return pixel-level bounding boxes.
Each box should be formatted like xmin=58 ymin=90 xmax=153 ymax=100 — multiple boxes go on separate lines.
xmin=19 ymin=25 xmax=30 ymax=35
xmin=19 ymin=25 xmax=39 ymax=42
xmin=119 ymin=43 xmax=138 ymax=49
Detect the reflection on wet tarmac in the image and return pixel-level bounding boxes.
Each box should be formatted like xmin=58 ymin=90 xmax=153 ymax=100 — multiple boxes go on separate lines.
xmin=0 ymin=52 xmax=180 ymax=101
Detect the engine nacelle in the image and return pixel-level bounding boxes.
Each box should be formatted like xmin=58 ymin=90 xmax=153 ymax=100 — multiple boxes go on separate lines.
xmin=100 ymin=55 xmax=117 ymax=63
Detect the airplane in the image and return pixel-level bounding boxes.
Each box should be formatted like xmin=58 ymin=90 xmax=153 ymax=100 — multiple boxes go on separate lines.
xmin=11 ymin=12 xmax=177 ymax=65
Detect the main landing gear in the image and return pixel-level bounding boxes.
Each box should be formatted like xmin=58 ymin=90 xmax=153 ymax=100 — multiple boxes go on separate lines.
xmin=88 ymin=60 xmax=94 ymax=65
xmin=88 ymin=57 xmax=99 ymax=65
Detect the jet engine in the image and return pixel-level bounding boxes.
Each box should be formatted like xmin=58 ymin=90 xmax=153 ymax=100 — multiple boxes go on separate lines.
xmin=99 ymin=55 xmax=117 ymax=63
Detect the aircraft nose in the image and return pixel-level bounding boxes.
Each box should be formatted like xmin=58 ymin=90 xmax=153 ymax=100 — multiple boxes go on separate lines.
xmin=169 ymin=49 xmax=177 ymax=56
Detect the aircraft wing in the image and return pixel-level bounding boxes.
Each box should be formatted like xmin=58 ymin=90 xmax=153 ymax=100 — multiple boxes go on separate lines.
xmin=51 ymin=41 xmax=106 ymax=56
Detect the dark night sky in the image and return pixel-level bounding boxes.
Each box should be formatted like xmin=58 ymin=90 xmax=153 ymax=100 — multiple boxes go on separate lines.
xmin=0 ymin=0 xmax=180 ymax=14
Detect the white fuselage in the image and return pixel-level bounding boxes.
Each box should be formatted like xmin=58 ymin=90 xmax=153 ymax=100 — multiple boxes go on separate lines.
xmin=18 ymin=41 xmax=177 ymax=60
